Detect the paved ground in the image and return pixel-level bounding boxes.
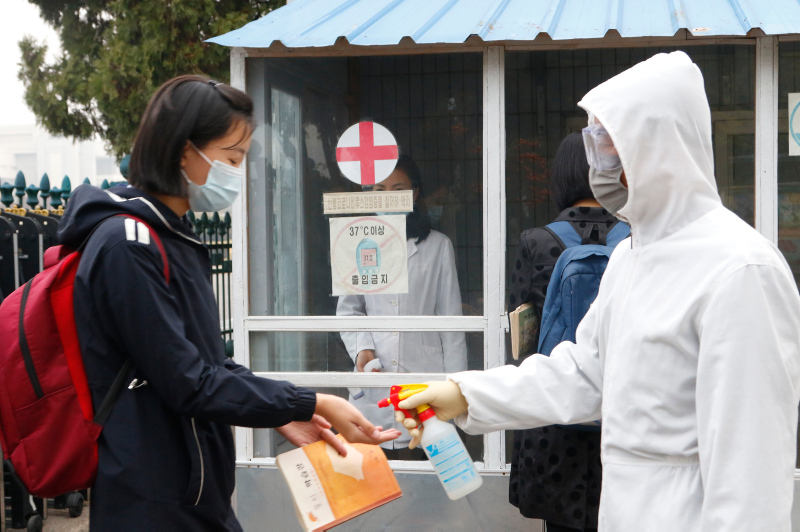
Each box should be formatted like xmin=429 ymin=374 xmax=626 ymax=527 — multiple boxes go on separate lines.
xmin=42 ymin=505 xmax=89 ymax=532
xmin=5 ymin=504 xmax=89 ymax=532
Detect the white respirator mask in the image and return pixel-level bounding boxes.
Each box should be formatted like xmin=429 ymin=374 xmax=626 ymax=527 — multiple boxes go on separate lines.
xmin=181 ymin=140 xmax=244 ymax=213
xmin=582 ymin=114 xmax=628 ymax=216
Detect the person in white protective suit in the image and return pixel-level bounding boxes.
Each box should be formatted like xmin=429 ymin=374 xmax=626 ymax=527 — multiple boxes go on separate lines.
xmin=337 ymin=154 xmax=468 ymax=455
xmin=398 ymin=51 xmax=800 ymax=530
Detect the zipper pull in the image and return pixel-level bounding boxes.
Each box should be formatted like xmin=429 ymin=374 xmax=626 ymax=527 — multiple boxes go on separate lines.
xmin=128 ymin=378 xmax=148 ymax=390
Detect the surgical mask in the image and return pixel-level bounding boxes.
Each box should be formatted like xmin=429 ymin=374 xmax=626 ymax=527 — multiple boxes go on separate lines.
xmin=427 ymin=205 xmax=443 ymax=224
xmin=589 ymin=166 xmax=628 ymax=216
xmin=181 ymin=141 xmax=244 ymax=212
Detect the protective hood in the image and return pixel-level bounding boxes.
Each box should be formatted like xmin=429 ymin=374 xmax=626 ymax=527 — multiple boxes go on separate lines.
xmin=578 ymin=51 xmax=721 ymax=246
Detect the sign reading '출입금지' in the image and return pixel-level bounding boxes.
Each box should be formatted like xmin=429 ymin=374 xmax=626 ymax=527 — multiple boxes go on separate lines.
xmin=329 ymin=215 xmax=408 ymax=296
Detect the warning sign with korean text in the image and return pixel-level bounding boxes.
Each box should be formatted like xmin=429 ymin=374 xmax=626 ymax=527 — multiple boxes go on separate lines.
xmin=330 ymin=215 xmax=408 ymax=296
xmin=323 ymin=190 xmax=413 ymax=215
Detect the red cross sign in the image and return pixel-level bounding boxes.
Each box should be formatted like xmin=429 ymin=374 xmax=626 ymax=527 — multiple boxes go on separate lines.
xmin=336 ymin=121 xmax=399 ymax=186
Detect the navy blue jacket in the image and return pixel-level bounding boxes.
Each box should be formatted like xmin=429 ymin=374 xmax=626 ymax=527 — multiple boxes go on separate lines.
xmin=58 ymin=185 xmax=317 ymax=530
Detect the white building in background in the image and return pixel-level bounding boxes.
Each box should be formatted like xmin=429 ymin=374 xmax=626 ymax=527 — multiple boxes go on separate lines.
xmin=0 ymin=124 xmax=123 ymax=190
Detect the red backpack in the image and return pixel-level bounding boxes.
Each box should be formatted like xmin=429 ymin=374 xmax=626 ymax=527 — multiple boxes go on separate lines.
xmin=0 ymin=214 xmax=168 ymax=497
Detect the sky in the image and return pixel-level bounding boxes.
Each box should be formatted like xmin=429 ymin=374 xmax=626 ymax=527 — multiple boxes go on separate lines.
xmin=0 ymin=0 xmax=60 ymax=126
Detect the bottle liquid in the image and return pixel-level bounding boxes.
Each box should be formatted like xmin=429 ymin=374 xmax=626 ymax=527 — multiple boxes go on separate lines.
xmin=416 ymin=404 xmax=482 ymax=500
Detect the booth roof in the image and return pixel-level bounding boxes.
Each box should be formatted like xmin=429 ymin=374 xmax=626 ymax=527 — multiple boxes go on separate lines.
xmin=207 ymin=0 xmax=800 ymax=49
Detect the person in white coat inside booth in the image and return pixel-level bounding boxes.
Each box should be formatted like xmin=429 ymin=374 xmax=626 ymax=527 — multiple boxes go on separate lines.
xmin=337 ymin=155 xmax=467 ymax=457
xmin=397 ymin=51 xmax=800 ymax=530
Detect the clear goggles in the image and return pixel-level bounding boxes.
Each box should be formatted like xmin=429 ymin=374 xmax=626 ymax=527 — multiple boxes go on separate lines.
xmin=582 ymin=123 xmax=622 ymax=171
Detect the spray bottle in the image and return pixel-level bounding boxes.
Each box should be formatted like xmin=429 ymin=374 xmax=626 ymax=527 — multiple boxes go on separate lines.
xmin=378 ymin=384 xmax=482 ymax=500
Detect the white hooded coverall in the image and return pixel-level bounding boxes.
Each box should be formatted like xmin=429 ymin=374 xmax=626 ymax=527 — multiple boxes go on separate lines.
xmin=450 ymin=52 xmax=800 ymax=530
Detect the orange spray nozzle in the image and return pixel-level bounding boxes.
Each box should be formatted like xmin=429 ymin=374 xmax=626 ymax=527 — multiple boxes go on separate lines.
xmin=377 ymin=384 xmax=428 ymax=420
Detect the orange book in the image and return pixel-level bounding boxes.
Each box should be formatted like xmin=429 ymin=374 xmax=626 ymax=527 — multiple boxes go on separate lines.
xmin=276 ymin=439 xmax=402 ymax=531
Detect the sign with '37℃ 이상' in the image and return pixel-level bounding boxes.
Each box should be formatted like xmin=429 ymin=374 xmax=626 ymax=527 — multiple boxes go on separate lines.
xmin=329 ymin=215 xmax=408 ymax=296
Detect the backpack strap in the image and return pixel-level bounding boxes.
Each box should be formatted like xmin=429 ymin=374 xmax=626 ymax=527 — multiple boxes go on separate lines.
xmin=544 ymin=221 xmax=581 ymax=249
xmin=93 ymin=359 xmax=135 ymax=425
xmin=548 ymin=219 xmax=631 ymax=250
xmin=18 ymin=281 xmax=44 ymax=399
xmin=82 ymin=214 xmax=169 ymax=425
xmin=606 ymin=221 xmax=631 ymax=248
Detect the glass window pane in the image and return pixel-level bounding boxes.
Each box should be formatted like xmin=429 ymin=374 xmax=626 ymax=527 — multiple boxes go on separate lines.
xmin=246 ymin=54 xmax=483 ymax=317
xmin=271 ymin=88 xmax=305 ymax=315
xmin=249 ymin=331 xmax=483 ymax=373
xmin=252 ymin=386 xmax=482 ymax=463
xmin=777 ymin=42 xmax=800 ymax=466
xmin=778 ymin=42 xmax=800 ymax=292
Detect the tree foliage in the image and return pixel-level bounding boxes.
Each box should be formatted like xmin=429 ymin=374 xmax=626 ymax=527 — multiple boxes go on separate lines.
xmin=19 ymin=0 xmax=285 ymax=159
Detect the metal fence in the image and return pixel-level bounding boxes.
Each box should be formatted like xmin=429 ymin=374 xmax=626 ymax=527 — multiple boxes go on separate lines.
xmin=0 ymin=171 xmax=234 ymax=356
xmin=187 ymin=210 xmax=234 ymax=357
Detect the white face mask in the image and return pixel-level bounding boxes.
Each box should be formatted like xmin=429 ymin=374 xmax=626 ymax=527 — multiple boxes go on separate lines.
xmin=589 ymin=166 xmax=628 ymax=217
xmin=181 ymin=141 xmax=244 ymax=212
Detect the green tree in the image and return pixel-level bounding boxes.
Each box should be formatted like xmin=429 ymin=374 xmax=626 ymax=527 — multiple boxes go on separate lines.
xmin=19 ymin=0 xmax=285 ymax=159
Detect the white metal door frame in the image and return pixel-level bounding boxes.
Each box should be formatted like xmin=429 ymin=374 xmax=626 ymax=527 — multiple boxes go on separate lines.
xmin=482 ymin=46 xmax=507 ymax=470
xmin=230 ymin=47 xmax=253 ymax=462
xmin=755 ymin=36 xmax=779 ymax=244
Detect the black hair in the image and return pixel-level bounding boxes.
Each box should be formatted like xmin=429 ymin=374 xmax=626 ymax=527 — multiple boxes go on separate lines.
xmin=129 ymin=75 xmax=254 ymax=197
xmin=550 ymin=132 xmax=594 ymax=212
xmin=394 ymin=154 xmax=432 ymax=244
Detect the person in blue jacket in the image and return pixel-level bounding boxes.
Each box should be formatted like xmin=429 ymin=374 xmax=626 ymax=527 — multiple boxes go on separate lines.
xmin=57 ymin=75 xmax=399 ymax=531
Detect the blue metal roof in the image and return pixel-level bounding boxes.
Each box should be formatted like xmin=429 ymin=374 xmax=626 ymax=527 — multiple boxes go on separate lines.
xmin=208 ymin=0 xmax=800 ymax=49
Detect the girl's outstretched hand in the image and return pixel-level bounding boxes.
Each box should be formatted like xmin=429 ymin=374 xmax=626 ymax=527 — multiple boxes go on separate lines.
xmin=314 ymin=393 xmax=402 ymax=448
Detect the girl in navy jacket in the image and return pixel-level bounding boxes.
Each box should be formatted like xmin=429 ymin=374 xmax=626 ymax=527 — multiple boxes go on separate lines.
xmin=58 ymin=75 xmax=399 ymax=531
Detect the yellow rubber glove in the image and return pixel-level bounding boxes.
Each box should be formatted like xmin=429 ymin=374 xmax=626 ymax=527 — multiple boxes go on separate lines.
xmin=395 ymin=380 xmax=469 ymax=449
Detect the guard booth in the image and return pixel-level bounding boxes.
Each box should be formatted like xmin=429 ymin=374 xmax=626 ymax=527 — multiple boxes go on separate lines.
xmin=210 ymin=1 xmax=800 ymax=529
